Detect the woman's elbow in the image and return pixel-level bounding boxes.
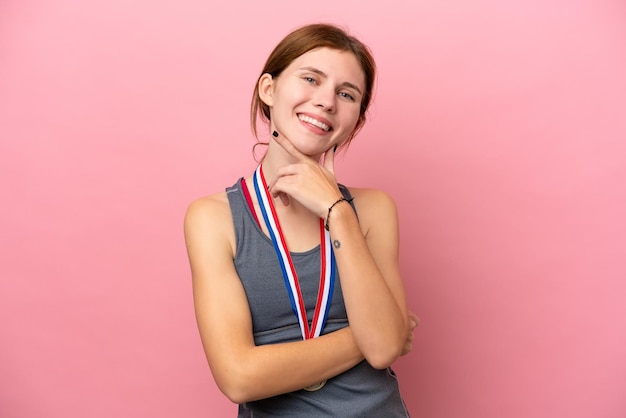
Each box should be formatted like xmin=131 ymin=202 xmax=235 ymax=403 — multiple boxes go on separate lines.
xmin=364 ymin=340 xmax=404 ymax=370
xmin=214 ymin=366 xmax=257 ymax=404
xmin=222 ymin=388 xmax=249 ymax=405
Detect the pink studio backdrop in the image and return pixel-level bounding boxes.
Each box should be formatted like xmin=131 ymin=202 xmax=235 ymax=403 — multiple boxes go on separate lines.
xmin=1 ymin=1 xmax=625 ymax=417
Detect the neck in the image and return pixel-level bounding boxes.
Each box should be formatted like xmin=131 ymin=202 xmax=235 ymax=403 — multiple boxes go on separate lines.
xmin=258 ymin=140 xmax=322 ymax=185
xmin=254 ymin=141 xmax=322 ymax=216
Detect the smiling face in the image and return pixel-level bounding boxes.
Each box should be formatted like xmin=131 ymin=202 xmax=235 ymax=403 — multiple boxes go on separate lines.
xmin=258 ymin=47 xmax=366 ymax=157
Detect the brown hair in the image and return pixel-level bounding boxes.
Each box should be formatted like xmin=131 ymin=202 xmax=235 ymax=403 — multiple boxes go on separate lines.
xmin=250 ymin=23 xmax=377 ymax=147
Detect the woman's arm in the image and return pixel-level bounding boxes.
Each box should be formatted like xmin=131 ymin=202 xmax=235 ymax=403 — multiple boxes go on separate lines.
xmin=267 ymin=134 xmax=411 ymax=369
xmin=184 ymin=195 xmax=363 ymax=404
xmin=326 ymin=188 xmax=409 ymax=369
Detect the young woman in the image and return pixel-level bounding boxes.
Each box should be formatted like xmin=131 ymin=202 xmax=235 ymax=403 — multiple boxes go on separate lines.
xmin=185 ymin=23 xmax=418 ymax=417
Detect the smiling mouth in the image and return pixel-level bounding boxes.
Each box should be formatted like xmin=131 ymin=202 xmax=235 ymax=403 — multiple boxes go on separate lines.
xmin=298 ymin=114 xmax=332 ymax=132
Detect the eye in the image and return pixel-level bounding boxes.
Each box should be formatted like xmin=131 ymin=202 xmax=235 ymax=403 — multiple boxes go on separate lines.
xmin=303 ymin=76 xmax=317 ymax=85
xmin=338 ymin=91 xmax=356 ymax=102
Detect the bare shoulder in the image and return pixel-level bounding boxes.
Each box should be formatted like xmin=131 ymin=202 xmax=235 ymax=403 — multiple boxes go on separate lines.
xmin=185 ymin=191 xmax=229 ymax=221
xmin=184 ymin=191 xmax=235 ymax=257
xmin=185 ymin=191 xmax=230 ymax=231
xmin=347 ymin=187 xmax=398 ymax=216
xmin=345 ymin=187 xmax=398 ymax=236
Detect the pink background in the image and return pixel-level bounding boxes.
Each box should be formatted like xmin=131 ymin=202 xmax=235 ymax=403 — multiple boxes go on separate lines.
xmin=1 ymin=0 xmax=625 ymax=417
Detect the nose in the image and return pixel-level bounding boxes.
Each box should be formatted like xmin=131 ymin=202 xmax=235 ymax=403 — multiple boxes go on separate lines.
xmin=313 ymin=87 xmax=336 ymax=113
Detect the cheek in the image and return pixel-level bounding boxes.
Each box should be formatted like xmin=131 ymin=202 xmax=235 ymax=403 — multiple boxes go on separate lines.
xmin=345 ymin=109 xmax=361 ymax=130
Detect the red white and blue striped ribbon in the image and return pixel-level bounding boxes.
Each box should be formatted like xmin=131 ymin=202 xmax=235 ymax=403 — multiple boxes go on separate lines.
xmin=253 ymin=165 xmax=335 ymax=340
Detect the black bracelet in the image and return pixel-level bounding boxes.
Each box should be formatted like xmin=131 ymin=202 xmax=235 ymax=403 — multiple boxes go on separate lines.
xmin=324 ymin=197 xmax=354 ymax=231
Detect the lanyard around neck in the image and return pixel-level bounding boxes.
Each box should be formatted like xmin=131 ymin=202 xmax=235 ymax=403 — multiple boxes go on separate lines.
xmin=252 ymin=165 xmax=336 ymax=340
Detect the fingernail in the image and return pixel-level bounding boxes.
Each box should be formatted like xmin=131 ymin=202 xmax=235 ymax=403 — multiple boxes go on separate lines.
xmin=333 ymin=145 xmax=337 ymax=152
xmin=272 ymin=130 xmax=279 ymax=138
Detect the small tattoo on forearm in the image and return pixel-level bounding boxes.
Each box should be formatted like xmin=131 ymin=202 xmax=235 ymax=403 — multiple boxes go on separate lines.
xmin=333 ymin=240 xmax=341 ymax=249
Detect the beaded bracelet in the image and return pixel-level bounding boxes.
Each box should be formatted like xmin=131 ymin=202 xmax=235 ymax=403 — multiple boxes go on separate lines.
xmin=324 ymin=197 xmax=354 ymax=231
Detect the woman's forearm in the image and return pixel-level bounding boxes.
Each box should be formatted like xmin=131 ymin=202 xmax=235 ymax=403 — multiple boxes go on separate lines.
xmin=217 ymin=326 xmax=363 ymax=404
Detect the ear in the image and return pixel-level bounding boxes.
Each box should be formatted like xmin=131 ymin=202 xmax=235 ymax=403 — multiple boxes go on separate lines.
xmin=258 ymin=73 xmax=274 ymax=107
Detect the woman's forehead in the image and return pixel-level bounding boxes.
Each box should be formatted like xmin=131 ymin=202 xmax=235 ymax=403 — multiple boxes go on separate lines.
xmin=286 ymin=47 xmax=365 ymax=89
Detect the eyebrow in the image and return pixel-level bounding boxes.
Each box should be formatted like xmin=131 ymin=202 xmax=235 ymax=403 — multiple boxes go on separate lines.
xmin=299 ymin=66 xmax=363 ymax=95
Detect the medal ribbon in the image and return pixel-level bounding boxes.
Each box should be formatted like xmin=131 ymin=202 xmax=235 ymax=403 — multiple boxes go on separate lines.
xmin=253 ymin=165 xmax=335 ymax=340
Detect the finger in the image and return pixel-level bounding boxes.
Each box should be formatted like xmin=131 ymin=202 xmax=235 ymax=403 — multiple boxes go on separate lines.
xmin=266 ymin=163 xmax=301 ymax=191
xmin=402 ymin=340 xmax=413 ymax=356
xmin=278 ymin=192 xmax=290 ymax=206
xmin=268 ymin=173 xmax=292 ymax=206
xmin=272 ymin=130 xmax=310 ymax=162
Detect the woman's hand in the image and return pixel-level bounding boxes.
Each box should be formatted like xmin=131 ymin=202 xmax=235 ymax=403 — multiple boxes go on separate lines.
xmin=268 ymin=130 xmax=409 ymax=368
xmin=266 ymin=130 xmax=342 ymax=218
xmin=401 ymin=311 xmax=420 ymax=356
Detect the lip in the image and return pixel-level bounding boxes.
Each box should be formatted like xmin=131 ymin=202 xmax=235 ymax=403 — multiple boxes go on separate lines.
xmin=297 ymin=112 xmax=334 ymax=132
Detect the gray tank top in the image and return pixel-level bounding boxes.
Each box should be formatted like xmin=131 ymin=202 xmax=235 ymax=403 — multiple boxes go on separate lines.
xmin=226 ymin=178 xmax=410 ymax=418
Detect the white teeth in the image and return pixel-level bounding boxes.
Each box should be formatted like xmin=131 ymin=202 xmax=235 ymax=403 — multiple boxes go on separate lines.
xmin=298 ymin=114 xmax=330 ymax=132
